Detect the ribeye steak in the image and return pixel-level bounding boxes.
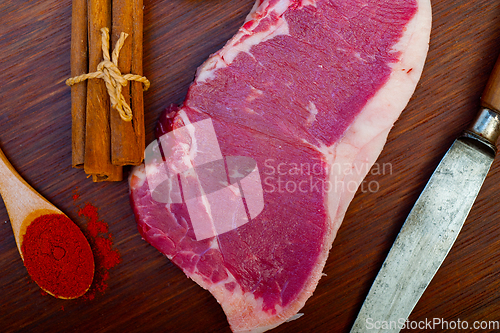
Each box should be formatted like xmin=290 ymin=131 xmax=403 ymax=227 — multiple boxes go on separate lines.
xmin=129 ymin=0 xmax=431 ymax=331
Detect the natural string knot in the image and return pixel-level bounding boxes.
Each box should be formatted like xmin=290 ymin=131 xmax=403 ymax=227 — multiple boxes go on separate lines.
xmin=66 ymin=27 xmax=150 ymax=122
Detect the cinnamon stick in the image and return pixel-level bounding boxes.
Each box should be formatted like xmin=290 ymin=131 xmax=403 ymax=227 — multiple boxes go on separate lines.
xmin=110 ymin=0 xmax=142 ymax=166
xmin=93 ymin=170 xmax=123 ymax=182
xmin=84 ymin=0 xmax=123 ymax=180
xmin=70 ymin=0 xmax=88 ymax=168
xmin=131 ymin=0 xmax=146 ymax=158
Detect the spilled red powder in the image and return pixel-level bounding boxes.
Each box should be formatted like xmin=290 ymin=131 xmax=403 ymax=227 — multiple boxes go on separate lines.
xmin=88 ymin=219 xmax=108 ymax=238
xmin=76 ymin=202 xmax=121 ymax=300
xmin=72 ymin=194 xmax=80 ymax=201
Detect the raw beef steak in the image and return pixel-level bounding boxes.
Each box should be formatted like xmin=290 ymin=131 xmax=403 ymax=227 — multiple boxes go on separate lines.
xmin=129 ymin=0 xmax=431 ymax=332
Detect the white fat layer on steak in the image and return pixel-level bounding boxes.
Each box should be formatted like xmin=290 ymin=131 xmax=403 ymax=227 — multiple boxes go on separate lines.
xmin=133 ymin=164 xmax=147 ymax=185
xmin=325 ymin=0 xmax=432 ymax=236
xmin=196 ymin=2 xmax=291 ymax=83
xmin=299 ymin=0 xmax=317 ymax=8
xmin=170 ymin=244 xmax=286 ymax=333
xmin=244 ymin=0 xmax=294 ymax=24
xmin=286 ymin=313 xmax=305 ymax=322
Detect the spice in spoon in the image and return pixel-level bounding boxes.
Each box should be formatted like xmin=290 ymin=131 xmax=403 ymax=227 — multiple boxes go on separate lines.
xmin=21 ymin=213 xmax=94 ymax=299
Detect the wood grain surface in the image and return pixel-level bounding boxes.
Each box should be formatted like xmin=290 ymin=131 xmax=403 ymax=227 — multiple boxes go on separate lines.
xmin=1 ymin=1 xmax=499 ymax=332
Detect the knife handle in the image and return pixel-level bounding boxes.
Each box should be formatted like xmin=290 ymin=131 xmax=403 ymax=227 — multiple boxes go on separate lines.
xmin=466 ymin=54 xmax=500 ymax=150
xmin=481 ymin=53 xmax=500 ymax=112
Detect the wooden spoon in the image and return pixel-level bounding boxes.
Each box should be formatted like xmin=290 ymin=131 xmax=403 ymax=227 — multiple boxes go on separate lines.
xmin=0 ymin=146 xmax=94 ymax=299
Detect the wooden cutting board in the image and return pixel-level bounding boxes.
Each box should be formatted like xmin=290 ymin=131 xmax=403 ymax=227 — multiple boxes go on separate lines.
xmin=1 ymin=1 xmax=499 ymax=332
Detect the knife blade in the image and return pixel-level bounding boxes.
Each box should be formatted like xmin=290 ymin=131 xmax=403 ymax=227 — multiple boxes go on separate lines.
xmin=350 ymin=53 xmax=500 ymax=333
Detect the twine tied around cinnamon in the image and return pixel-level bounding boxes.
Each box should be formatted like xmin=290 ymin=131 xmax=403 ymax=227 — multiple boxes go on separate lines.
xmin=66 ymin=27 xmax=150 ymax=122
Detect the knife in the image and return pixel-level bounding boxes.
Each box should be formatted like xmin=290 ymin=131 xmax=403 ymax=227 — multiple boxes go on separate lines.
xmin=350 ymin=53 xmax=500 ymax=333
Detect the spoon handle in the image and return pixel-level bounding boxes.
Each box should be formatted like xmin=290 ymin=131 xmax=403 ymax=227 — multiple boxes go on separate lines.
xmin=0 ymin=147 xmax=58 ymax=250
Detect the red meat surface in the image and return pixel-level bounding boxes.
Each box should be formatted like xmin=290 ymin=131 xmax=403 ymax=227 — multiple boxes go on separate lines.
xmin=129 ymin=1 xmax=431 ymax=331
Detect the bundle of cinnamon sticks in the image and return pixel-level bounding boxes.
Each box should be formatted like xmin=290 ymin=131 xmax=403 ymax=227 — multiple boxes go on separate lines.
xmin=69 ymin=0 xmax=145 ymax=182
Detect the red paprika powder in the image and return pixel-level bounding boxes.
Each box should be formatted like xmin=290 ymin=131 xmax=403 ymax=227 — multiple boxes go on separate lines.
xmin=78 ymin=203 xmax=121 ymax=300
xmin=21 ymin=214 xmax=94 ymax=299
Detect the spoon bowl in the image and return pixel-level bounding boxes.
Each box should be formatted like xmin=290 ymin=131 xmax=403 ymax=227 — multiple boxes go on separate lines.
xmin=0 ymin=147 xmax=94 ymax=299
